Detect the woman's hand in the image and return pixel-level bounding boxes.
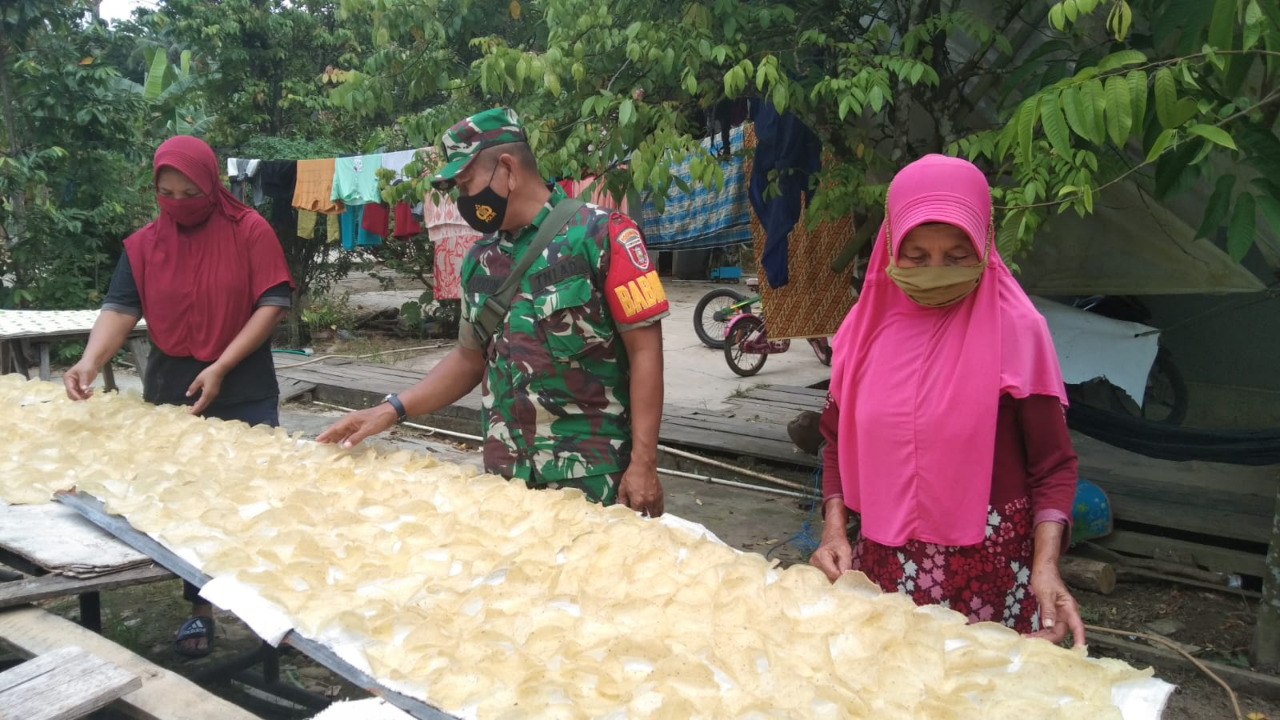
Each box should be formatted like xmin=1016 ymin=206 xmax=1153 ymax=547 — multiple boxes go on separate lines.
xmin=63 ymin=361 xmax=99 ymax=401
xmin=1028 ymin=565 xmax=1087 ymax=647
xmin=187 ymin=365 xmax=226 ymax=415
xmin=810 ymin=533 xmax=854 ymax=582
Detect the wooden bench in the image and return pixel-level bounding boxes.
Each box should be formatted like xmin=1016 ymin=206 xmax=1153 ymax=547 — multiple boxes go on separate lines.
xmin=0 ymin=606 xmax=259 ymax=720
xmin=0 ymin=645 xmax=140 ymax=720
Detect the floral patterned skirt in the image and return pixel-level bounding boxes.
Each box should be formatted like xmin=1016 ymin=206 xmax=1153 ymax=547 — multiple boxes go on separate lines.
xmin=850 ymin=496 xmax=1040 ymax=633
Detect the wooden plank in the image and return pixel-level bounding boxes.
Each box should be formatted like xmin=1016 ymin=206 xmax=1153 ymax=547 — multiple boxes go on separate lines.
xmin=746 ymin=385 xmax=828 ymax=399
xmin=1073 ymin=432 xmax=1279 ymax=497
xmin=277 ymin=379 xmax=317 ymax=404
xmin=0 ymin=607 xmax=258 ymax=720
xmin=1107 ymin=492 xmax=1271 ymax=544
xmin=1094 ymin=530 xmax=1267 ymax=578
xmin=0 ymin=645 xmax=141 ymax=720
xmin=127 ymin=337 xmax=150 ymax=380
xmin=0 ymin=565 xmax=173 ymax=609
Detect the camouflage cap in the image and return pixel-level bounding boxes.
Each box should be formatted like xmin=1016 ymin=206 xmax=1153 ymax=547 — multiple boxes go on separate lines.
xmin=430 ymin=107 xmax=527 ymax=190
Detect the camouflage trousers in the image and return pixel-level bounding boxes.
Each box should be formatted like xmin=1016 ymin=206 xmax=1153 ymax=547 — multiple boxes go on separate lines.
xmin=519 ymin=469 xmax=624 ymax=506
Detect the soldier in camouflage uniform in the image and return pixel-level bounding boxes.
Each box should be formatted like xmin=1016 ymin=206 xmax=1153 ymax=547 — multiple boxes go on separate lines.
xmin=320 ymin=107 xmax=668 ymax=516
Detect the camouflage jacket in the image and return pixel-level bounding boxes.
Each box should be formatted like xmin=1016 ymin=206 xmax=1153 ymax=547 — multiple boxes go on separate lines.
xmin=458 ymin=185 xmax=669 ymax=490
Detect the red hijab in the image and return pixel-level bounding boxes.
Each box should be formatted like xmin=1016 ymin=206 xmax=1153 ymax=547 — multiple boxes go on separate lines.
xmin=124 ymin=136 xmax=294 ymax=362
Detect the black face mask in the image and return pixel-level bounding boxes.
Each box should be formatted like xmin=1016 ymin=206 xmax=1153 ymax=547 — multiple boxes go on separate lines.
xmin=457 ymin=164 xmax=508 ymax=233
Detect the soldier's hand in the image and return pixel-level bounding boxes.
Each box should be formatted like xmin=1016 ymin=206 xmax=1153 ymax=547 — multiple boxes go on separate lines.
xmin=617 ymin=465 xmax=664 ymax=518
xmin=317 ymin=404 xmax=398 ymax=449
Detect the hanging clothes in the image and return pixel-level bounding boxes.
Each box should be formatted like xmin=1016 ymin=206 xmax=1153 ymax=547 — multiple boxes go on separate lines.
xmin=258 ymin=160 xmax=297 ymax=202
xmin=380 ymin=150 xmax=419 ymax=182
xmin=226 ymin=158 xmax=263 ymax=205
xmin=339 ymin=204 xmax=383 ymax=249
xmin=297 ymin=210 xmax=318 ymax=240
xmin=640 ymin=125 xmax=752 ymax=251
xmin=423 ymin=190 xmax=481 ymax=299
xmin=749 ymin=102 xmax=823 ymax=289
xmin=393 ymin=201 xmax=422 ymax=238
xmin=331 ymin=153 xmax=383 ymax=205
xmin=293 ymin=158 xmax=343 ymax=214
xmin=569 ymin=176 xmax=630 ymax=214
xmin=361 ymin=202 xmax=391 ymax=238
xmin=326 ymin=213 xmax=340 ymax=243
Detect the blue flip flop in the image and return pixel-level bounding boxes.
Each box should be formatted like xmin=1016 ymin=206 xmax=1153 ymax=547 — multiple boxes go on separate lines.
xmin=174 ymin=615 xmax=216 ymax=658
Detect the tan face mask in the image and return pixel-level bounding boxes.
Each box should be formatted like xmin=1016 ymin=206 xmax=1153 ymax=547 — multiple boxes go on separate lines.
xmin=884 ymin=219 xmax=992 ymax=307
xmin=885 ymin=263 xmax=986 ymax=307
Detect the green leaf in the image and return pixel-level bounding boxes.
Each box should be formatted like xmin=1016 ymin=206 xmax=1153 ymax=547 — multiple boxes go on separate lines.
xmin=1083 ymin=79 xmax=1106 ymax=144
xmin=1145 ymin=128 xmax=1176 ymax=163
xmin=1227 ymin=192 xmax=1256 ymax=262
xmin=772 ymin=81 xmax=787 ymax=113
xmin=868 ymin=84 xmax=885 ymax=113
xmin=1187 ymin=123 xmax=1238 ymax=150
xmin=1208 ymin=0 xmax=1236 ymax=52
xmin=1096 ymin=49 xmax=1146 ymax=72
xmin=1154 ymin=68 xmax=1178 ymax=128
xmin=143 ymin=49 xmax=168 ymax=101
xmin=1062 ymin=86 xmax=1092 ymax=142
xmin=1040 ymin=93 xmax=1072 ymax=157
xmin=1126 ymin=70 xmax=1148 ymax=127
xmin=619 ymin=98 xmax=634 ymax=126
xmin=180 ymin=50 xmax=191 ymax=77
xmin=1256 ymin=194 xmax=1280 ymax=241
xmin=1196 ymin=174 xmax=1235 ymax=239
xmin=1104 ymin=75 xmax=1132 ymax=146
xmin=1049 ymin=3 xmax=1066 ymax=30
xmin=1017 ymin=97 xmax=1039 ymax=166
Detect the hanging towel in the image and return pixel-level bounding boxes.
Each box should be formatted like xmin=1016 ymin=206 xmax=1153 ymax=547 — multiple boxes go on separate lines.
xmin=331 ymin=154 xmax=383 ymax=205
xmin=293 ymin=158 xmax=344 ymax=213
xmin=749 ymin=102 xmax=823 ymax=289
xmin=297 ymin=209 xmax=318 ymax=240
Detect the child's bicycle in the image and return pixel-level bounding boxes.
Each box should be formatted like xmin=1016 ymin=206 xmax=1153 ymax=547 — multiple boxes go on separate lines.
xmin=693 ymin=278 xmax=832 ymax=377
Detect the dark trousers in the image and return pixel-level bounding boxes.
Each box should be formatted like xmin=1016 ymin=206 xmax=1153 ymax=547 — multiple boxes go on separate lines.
xmin=183 ymin=397 xmax=279 ymax=605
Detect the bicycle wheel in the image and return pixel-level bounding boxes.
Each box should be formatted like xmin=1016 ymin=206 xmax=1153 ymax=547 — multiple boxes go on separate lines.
xmin=693 ymin=287 xmax=750 ymax=349
xmin=724 ymin=315 xmax=768 ymax=377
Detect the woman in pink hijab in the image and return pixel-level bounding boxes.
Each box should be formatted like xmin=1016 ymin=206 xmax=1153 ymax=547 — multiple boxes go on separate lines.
xmin=810 ymin=155 xmax=1086 ymax=646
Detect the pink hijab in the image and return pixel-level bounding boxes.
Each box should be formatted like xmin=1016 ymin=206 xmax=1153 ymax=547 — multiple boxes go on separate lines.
xmin=828 ymin=155 xmax=1067 ymax=547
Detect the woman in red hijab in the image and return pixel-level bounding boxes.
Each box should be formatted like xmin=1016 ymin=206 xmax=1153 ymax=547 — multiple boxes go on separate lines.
xmin=810 ymin=155 xmax=1085 ymax=647
xmin=63 ymin=135 xmax=294 ymax=657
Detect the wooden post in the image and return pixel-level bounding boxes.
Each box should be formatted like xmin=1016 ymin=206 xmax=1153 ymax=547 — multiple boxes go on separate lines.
xmin=36 ymin=342 xmax=49 ymax=381
xmin=1254 ymin=482 xmax=1280 ymax=670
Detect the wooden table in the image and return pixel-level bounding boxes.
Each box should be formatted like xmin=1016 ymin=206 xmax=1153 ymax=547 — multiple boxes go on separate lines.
xmin=0 ymin=503 xmax=175 ymax=633
xmin=0 ymin=310 xmax=149 ymax=390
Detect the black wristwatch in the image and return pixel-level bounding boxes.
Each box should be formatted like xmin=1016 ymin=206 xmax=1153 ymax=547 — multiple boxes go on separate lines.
xmin=382 ymin=393 xmax=407 ymax=423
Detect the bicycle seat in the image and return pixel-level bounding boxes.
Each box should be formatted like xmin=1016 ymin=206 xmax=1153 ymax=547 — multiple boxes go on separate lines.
xmin=745 ymin=277 xmax=760 ymax=290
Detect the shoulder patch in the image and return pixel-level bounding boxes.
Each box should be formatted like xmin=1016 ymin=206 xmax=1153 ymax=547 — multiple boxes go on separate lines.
xmin=616 ymin=227 xmax=650 ymax=271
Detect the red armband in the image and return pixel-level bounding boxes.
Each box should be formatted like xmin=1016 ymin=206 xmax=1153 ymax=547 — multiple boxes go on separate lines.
xmin=604 ymin=214 xmax=669 ymax=326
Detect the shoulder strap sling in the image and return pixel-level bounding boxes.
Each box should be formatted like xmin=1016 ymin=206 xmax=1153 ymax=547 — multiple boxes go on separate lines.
xmin=473 ymin=197 xmax=586 ymax=348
